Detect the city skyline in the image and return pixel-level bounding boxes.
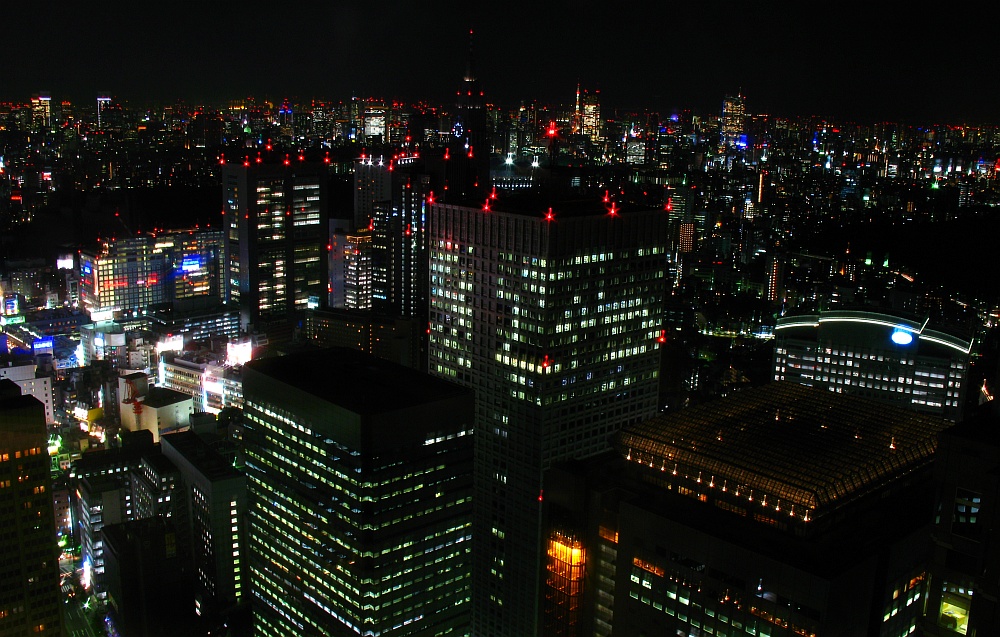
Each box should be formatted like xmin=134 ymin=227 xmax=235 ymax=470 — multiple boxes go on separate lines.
xmin=5 ymin=2 xmax=998 ymax=123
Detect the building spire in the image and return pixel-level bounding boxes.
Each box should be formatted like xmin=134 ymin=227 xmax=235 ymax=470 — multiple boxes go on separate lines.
xmin=464 ymin=28 xmax=476 ymax=83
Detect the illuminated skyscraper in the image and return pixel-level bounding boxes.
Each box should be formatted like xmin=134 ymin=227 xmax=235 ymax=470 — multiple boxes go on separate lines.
xmin=427 ymin=196 xmax=670 ymax=637
xmin=353 ymin=156 xmax=392 ymax=232
xmin=329 ymin=229 xmax=373 ymax=310
xmin=580 ymin=89 xmax=602 ymax=142
xmin=30 ymin=92 xmax=51 ymax=131
xmin=221 ymin=159 xmax=329 ymax=334
xmin=242 ymin=348 xmax=474 ymax=637
xmin=0 ymin=380 xmax=62 ymax=637
xmin=720 ymin=94 xmax=746 ymax=150
xmin=97 ymin=95 xmax=111 ymax=130
xmin=371 ymin=159 xmax=429 ymax=319
xmin=353 ymin=156 xmax=432 ymax=320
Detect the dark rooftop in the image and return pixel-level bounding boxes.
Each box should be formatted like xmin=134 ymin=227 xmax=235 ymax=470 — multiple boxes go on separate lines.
xmin=244 ymin=347 xmax=467 ymax=415
xmin=160 ymin=430 xmax=239 ymax=481
xmin=142 ymin=386 xmax=192 ymax=409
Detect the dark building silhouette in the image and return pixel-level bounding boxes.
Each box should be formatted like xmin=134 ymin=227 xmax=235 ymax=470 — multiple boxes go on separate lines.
xmin=922 ymin=405 xmax=1000 ymax=635
xmin=102 ymin=516 xmax=197 ymax=637
xmin=442 ymin=30 xmax=490 ymax=204
xmin=0 ymin=379 xmax=62 ymax=637
xmin=161 ymin=430 xmax=247 ymax=626
xmin=542 ymin=382 xmax=949 ymax=637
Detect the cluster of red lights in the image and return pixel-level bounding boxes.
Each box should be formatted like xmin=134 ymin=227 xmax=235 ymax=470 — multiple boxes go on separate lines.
xmin=218 ymin=150 xmax=332 ymax=167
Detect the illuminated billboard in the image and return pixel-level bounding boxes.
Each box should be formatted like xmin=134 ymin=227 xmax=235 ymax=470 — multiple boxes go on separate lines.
xmin=227 ymin=341 xmax=253 ymax=366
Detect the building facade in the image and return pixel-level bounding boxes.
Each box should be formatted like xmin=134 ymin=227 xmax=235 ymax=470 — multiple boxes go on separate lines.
xmin=773 ymin=310 xmax=973 ymax=421
xmin=80 ymin=236 xmax=166 ymax=319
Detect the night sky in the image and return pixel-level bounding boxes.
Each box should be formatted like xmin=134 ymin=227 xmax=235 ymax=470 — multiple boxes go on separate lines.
xmin=4 ymin=2 xmax=997 ymax=122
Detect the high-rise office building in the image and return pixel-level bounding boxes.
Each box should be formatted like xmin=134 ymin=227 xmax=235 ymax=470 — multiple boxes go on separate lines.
xmin=0 ymin=379 xmax=62 ymax=637
xmin=242 ymin=347 xmax=474 ymax=637
xmin=571 ymin=85 xmax=602 ymax=141
xmin=721 ymin=94 xmax=746 ymax=150
xmin=329 ymin=229 xmax=373 ymax=310
xmin=80 ymin=235 xmax=166 ymax=318
xmin=773 ymin=309 xmax=973 ymax=421
xmin=160 ymin=430 xmax=247 ymax=622
xmin=353 ymin=156 xmax=392 ymax=232
xmin=371 ymin=159 xmax=430 ymax=319
xmin=30 ymin=93 xmax=52 ymax=131
xmin=152 ymin=228 xmax=226 ymax=308
xmin=221 ymin=158 xmax=329 ymax=334
xmin=427 ymin=196 xmax=670 ymax=636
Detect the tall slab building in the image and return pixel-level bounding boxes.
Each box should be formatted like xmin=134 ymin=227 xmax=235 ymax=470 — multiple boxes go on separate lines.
xmin=242 ymin=347 xmax=474 ymax=637
xmin=221 ymin=158 xmax=329 ymax=336
xmin=0 ymin=379 xmax=62 ymax=636
xmin=427 ymin=196 xmax=670 ymax=636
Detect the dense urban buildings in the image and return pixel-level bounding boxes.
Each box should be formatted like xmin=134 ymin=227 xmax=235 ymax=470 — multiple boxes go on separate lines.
xmin=5 ymin=28 xmax=1000 ymax=637
xmin=241 ymin=347 xmax=474 ymax=637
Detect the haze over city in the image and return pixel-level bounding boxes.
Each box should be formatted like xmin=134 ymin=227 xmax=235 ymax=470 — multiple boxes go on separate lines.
xmin=5 ymin=2 xmax=997 ymax=122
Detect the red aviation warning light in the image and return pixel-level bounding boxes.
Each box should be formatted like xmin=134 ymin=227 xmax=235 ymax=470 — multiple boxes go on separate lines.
xmin=218 ymin=153 xmax=225 ymax=165
xmin=607 ymin=202 xmax=619 ymax=217
xmin=283 ymin=154 xmax=290 ymax=166
xmin=427 ymin=191 xmax=435 ymax=204
xmin=545 ymin=207 xmax=555 ymax=222
xmin=547 ymin=122 xmax=557 ymax=137
xmin=541 ymin=355 xmax=551 ymax=369
xmin=656 ymin=330 xmax=667 ymax=344
xmin=602 ymin=190 xmax=609 ymax=203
